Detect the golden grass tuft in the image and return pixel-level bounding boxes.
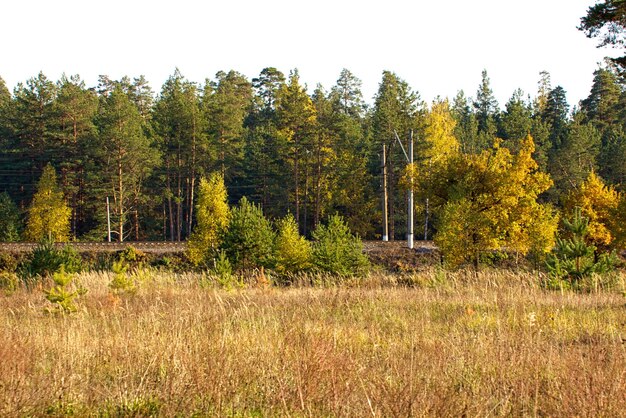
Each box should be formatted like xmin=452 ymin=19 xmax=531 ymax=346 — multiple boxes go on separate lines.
xmin=0 ymin=268 xmax=625 ymax=416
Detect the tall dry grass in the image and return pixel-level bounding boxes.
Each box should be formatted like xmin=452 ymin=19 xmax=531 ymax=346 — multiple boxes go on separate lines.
xmin=0 ymin=268 xmax=625 ymax=416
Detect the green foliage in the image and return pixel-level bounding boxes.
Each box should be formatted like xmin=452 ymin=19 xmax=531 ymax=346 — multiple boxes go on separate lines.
xmin=0 ymin=192 xmax=22 ymax=241
xmin=19 ymin=242 xmax=83 ymax=282
xmin=221 ymin=197 xmax=275 ymax=270
xmin=0 ymin=252 xmax=18 ymax=273
xmin=546 ymin=208 xmax=617 ymax=285
xmin=274 ymin=213 xmax=312 ymax=274
xmin=212 ymin=250 xmax=244 ymax=290
xmin=311 ymin=214 xmax=369 ymax=276
xmin=25 ymin=164 xmax=71 ymax=242
xmin=213 ymin=250 xmax=233 ymax=279
xmin=95 ymin=86 xmax=160 ymax=241
xmin=43 ymin=265 xmax=86 ymax=313
xmin=60 ymin=245 xmax=84 ymax=274
xmin=117 ymin=245 xmax=146 ymax=264
xmin=187 ymin=173 xmax=230 ymax=266
xmin=109 ymin=260 xmax=136 ymax=295
xmin=579 ymin=1 xmax=626 ymax=72
xmin=0 ymin=271 xmax=19 ymax=295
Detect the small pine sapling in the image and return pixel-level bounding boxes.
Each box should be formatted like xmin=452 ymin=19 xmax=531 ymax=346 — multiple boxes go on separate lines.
xmin=546 ymin=207 xmax=617 ymax=285
xmin=43 ymin=265 xmax=86 ymax=313
xmin=109 ymin=260 xmax=136 ymax=295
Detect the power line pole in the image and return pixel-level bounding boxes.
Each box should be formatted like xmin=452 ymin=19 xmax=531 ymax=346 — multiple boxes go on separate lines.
xmin=393 ymin=130 xmax=415 ymax=249
xmin=408 ymin=130 xmax=414 ymax=249
xmin=382 ymin=144 xmax=388 ymax=242
xmin=106 ymin=196 xmax=112 ymax=243
xmin=424 ymin=197 xmax=429 ymax=240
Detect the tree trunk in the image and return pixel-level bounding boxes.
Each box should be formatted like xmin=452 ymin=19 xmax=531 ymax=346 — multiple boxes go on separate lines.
xmin=166 ymin=160 xmax=175 ymax=241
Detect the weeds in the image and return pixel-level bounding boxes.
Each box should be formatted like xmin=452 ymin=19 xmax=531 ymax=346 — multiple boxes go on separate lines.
xmin=0 ymin=268 xmax=624 ymax=416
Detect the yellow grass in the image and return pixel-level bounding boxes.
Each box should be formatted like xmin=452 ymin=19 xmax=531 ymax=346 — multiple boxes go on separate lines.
xmin=1 ymin=269 xmax=625 ymax=416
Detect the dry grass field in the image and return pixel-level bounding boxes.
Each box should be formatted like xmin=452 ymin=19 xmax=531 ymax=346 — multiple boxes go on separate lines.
xmin=1 ymin=269 xmax=625 ymax=417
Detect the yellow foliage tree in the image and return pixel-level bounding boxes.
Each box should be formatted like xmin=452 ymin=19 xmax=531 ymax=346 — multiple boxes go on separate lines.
xmin=432 ymin=135 xmax=557 ymax=267
xmin=563 ymin=171 xmax=619 ymax=250
xmin=187 ymin=172 xmax=230 ymax=265
xmin=274 ymin=213 xmax=312 ymax=274
xmin=400 ymin=99 xmax=460 ymax=215
xmin=421 ymin=99 xmax=460 ymax=164
xmin=25 ymin=164 xmax=71 ymax=242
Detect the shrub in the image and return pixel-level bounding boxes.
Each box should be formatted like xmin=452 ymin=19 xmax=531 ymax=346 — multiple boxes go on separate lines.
xmin=18 ymin=242 xmax=83 ymax=283
xmin=0 ymin=271 xmax=19 ymax=295
xmin=221 ymin=197 xmax=275 ymax=270
xmin=311 ymin=214 xmax=369 ymax=276
xmin=117 ymin=245 xmax=146 ymax=264
xmin=0 ymin=252 xmax=18 ymax=273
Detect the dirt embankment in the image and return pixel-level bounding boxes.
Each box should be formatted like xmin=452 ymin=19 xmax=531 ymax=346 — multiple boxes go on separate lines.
xmin=0 ymin=240 xmax=440 ymax=271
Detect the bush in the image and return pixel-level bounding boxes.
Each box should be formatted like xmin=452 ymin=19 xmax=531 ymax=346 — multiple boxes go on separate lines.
xmin=18 ymin=242 xmax=83 ymax=283
xmin=0 ymin=252 xmax=18 ymax=273
xmin=117 ymin=245 xmax=146 ymax=264
xmin=221 ymin=197 xmax=275 ymax=270
xmin=0 ymin=271 xmax=19 ymax=294
xmin=311 ymin=214 xmax=369 ymax=276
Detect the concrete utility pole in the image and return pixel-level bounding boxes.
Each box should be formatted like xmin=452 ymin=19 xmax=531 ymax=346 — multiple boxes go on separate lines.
xmin=106 ymin=197 xmax=112 ymax=243
xmin=393 ymin=130 xmax=415 ymax=250
xmin=382 ymin=144 xmax=389 ymax=242
xmin=408 ymin=130 xmax=414 ymax=249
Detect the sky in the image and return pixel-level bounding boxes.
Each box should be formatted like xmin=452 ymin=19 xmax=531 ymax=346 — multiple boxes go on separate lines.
xmin=1 ymin=0 xmax=615 ymax=108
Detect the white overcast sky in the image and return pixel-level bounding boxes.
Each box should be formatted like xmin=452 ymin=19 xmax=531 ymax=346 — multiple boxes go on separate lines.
xmin=1 ymin=0 xmax=614 ymax=108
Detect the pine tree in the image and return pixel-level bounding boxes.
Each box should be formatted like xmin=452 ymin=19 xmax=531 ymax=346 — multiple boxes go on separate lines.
xmin=580 ymin=1 xmax=626 ymax=72
xmin=8 ymin=73 xmax=58 ymax=211
xmin=372 ymin=71 xmax=421 ymax=240
xmin=244 ymin=67 xmax=287 ymax=218
xmin=275 ymin=69 xmax=317 ymax=230
xmin=328 ymin=69 xmax=375 ymax=238
xmin=499 ymin=89 xmax=532 ymax=153
xmin=331 ymin=68 xmax=366 ymax=118
xmin=0 ymin=192 xmax=21 ymax=241
xmin=154 ymin=69 xmax=207 ymax=241
xmin=205 ymin=70 xmax=253 ymax=180
xmin=547 ymin=208 xmax=616 ymax=284
xmin=221 ymin=197 xmax=275 ymax=270
xmin=52 ymin=74 xmax=98 ymax=237
xmin=25 ymin=164 xmax=71 ymax=242
xmin=473 ymin=69 xmax=498 ymax=151
xmin=550 ymin=112 xmax=600 ymax=194
xmin=311 ymin=214 xmax=369 ymax=276
xmin=451 ymin=90 xmax=480 ymax=154
xmin=542 ymin=85 xmax=569 ymax=149
xmin=580 ymin=66 xmax=621 ymax=132
xmin=95 ymin=85 xmax=160 ymax=242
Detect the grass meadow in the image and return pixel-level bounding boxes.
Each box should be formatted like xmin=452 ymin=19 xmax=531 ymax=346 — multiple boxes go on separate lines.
xmin=1 ymin=269 xmax=625 ymax=416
